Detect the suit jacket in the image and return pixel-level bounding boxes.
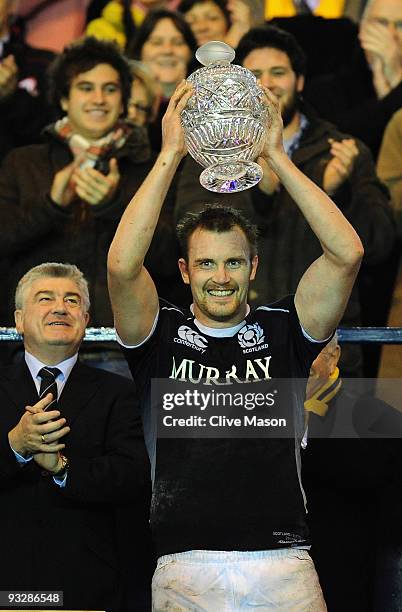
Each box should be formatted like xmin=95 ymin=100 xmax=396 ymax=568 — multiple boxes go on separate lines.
xmin=0 ymin=357 xmax=152 ymax=611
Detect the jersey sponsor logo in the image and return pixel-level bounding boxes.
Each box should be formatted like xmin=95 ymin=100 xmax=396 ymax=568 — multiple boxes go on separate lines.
xmin=170 ymin=355 xmax=272 ymax=385
xmin=173 ymin=325 xmax=208 ymax=354
xmin=237 ymin=323 xmax=269 ymax=354
xmin=272 ymin=531 xmax=307 ymax=545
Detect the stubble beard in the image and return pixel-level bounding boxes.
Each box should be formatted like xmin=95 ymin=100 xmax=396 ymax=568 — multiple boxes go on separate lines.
xmin=281 ymin=91 xmax=300 ymax=127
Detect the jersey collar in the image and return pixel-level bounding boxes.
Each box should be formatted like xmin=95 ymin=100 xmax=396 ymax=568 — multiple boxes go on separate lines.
xmin=191 ymin=304 xmax=250 ymax=338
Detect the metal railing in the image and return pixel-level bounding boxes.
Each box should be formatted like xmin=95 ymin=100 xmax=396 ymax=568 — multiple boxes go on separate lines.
xmin=1 ymin=327 xmax=402 ymax=343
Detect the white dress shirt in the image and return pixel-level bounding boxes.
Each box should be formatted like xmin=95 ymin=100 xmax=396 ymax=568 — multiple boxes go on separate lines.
xmin=11 ymin=351 xmax=78 ymax=486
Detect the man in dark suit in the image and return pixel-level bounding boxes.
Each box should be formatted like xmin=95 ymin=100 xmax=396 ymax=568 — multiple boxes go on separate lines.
xmin=0 ymin=262 xmax=151 ymax=611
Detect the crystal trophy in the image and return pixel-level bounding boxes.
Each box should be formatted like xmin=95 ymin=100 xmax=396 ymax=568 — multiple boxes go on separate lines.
xmin=181 ymin=41 xmax=268 ymax=193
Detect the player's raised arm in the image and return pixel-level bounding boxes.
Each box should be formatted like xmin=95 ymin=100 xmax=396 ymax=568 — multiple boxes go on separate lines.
xmin=258 ymin=86 xmax=364 ymax=341
xmin=107 ymin=81 xmax=193 ymax=345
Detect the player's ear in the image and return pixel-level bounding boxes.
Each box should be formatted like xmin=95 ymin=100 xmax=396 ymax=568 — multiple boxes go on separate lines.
xmin=297 ymin=74 xmax=304 ymax=93
xmin=60 ymin=97 xmax=69 ymax=113
xmin=14 ymin=309 xmax=24 ymax=334
xmin=178 ymin=258 xmax=190 ymax=284
xmin=250 ymin=255 xmax=258 ymax=280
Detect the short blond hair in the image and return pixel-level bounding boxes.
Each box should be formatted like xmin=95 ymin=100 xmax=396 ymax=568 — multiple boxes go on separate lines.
xmin=15 ymin=263 xmax=90 ymax=312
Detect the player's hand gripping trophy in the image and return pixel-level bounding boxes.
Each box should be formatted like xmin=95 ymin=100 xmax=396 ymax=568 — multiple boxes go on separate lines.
xmin=180 ymin=41 xmax=269 ymax=193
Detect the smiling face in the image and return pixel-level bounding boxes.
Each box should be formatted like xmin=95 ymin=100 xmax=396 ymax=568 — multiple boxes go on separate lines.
xmin=184 ymin=0 xmax=228 ymax=47
xmin=141 ymin=18 xmax=192 ymax=89
xmin=243 ymin=47 xmax=304 ymax=128
xmin=14 ymin=277 xmax=89 ymax=364
xmin=61 ymin=63 xmax=123 ymax=141
xmin=178 ymin=227 xmax=258 ymax=328
xmin=128 ymin=78 xmax=151 ymax=126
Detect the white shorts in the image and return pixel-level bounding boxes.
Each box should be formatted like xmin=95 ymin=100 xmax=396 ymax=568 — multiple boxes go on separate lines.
xmin=152 ymin=548 xmax=327 ymax=611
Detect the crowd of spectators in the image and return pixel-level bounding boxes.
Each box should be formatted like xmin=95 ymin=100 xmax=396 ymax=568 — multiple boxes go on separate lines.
xmin=0 ymin=0 xmax=401 ymax=609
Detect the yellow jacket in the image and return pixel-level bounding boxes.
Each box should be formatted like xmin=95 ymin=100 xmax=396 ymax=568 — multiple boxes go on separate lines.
xmin=86 ymin=1 xmax=144 ymax=49
xmin=265 ymin=0 xmax=345 ymax=20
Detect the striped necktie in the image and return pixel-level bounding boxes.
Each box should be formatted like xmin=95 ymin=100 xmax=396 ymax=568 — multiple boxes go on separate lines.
xmin=38 ymin=367 xmax=61 ymax=409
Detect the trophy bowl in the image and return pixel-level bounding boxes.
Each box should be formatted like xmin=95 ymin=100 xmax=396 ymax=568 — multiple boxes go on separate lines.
xmin=181 ymin=41 xmax=268 ymax=193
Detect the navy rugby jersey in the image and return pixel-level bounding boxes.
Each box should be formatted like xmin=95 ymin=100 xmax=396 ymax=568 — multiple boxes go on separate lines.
xmin=121 ymin=295 xmax=330 ymax=557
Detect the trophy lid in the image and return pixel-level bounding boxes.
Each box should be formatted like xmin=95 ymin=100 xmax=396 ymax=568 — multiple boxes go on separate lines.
xmin=195 ymin=41 xmax=235 ymax=66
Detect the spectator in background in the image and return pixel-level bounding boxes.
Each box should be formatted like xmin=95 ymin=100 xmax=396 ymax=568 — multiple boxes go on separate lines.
xmin=0 ymin=0 xmax=54 ymax=162
xmin=178 ymin=0 xmax=253 ymax=49
xmin=0 ymin=36 xmax=179 ymax=374
xmin=176 ymin=24 xmax=395 ymax=377
xmin=377 ymin=108 xmax=402 ymax=237
xmin=128 ymin=8 xmax=197 ymax=150
xmin=86 ymin=0 xmax=181 ymax=51
xmin=304 ymin=0 xmax=402 ymax=161
xmin=128 ymin=59 xmax=161 ymax=128
xmin=129 ymin=9 xmax=196 ymax=98
xmin=14 ymin=0 xmax=91 ymax=52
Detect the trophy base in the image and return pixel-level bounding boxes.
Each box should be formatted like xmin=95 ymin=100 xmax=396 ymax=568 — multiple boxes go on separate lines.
xmin=199 ymin=161 xmax=262 ymax=193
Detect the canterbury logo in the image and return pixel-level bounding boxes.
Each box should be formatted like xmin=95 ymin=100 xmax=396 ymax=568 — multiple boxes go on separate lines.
xmin=178 ymin=326 xmax=208 ymax=348
xmin=238 ymin=323 xmax=265 ymax=349
xmin=174 ymin=325 xmax=208 ymax=353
